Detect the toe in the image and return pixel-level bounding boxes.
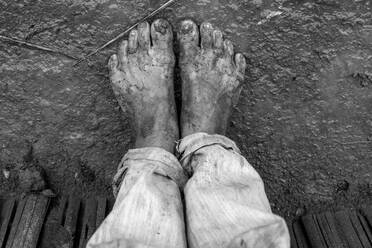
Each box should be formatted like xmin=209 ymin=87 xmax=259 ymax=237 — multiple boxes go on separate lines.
xmin=223 ymin=39 xmax=234 ymax=62
xmin=108 ymin=54 xmax=118 ymax=73
xmin=118 ymin=40 xmax=128 ymax=67
xmin=178 ymin=19 xmax=199 ymax=61
xmin=213 ymin=29 xmax=223 ymax=50
xmin=178 ymin=19 xmax=199 ymax=47
xmin=200 ymin=22 xmax=214 ymax=49
xmin=128 ymin=29 xmax=138 ymax=53
xmin=235 ymin=53 xmax=246 ymax=81
xmin=108 ymin=54 xmax=122 ymax=81
xmin=138 ymin=22 xmax=151 ymax=50
xmin=151 ymin=19 xmax=173 ymax=49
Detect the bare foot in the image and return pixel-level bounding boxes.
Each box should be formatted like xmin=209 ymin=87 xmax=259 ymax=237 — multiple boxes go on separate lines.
xmin=108 ymin=19 xmax=178 ymax=152
xmin=178 ymin=20 xmax=246 ymax=137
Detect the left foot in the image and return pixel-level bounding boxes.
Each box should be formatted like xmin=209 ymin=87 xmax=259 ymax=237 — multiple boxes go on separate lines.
xmin=178 ymin=20 xmax=246 ymax=137
xmin=108 ymin=19 xmax=178 ymax=153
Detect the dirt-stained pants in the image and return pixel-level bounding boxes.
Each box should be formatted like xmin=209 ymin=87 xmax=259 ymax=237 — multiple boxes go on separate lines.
xmin=86 ymin=133 xmax=290 ymax=248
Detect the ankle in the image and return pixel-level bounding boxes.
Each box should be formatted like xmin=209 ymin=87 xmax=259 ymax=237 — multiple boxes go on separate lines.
xmin=135 ymin=127 xmax=178 ymax=153
xmin=181 ymin=109 xmax=229 ymax=138
xmin=135 ymin=136 xmax=177 ymax=153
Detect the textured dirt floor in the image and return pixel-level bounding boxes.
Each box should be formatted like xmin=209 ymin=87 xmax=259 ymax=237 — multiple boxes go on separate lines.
xmin=0 ymin=0 xmax=371 ymax=223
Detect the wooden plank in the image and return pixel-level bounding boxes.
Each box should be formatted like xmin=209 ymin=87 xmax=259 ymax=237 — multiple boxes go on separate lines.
xmin=78 ymin=198 xmax=97 ymax=248
xmin=361 ymin=207 xmax=372 ymax=229
xmin=316 ymin=212 xmax=347 ymax=248
xmin=0 ymin=199 xmax=16 ymax=247
xmin=96 ymin=197 xmax=107 ymax=229
xmin=8 ymin=195 xmax=38 ymax=248
xmin=292 ymin=220 xmax=310 ymax=248
xmin=5 ymin=197 xmax=27 ymax=248
xmin=23 ymin=195 xmax=49 ymax=248
xmin=39 ymin=222 xmax=71 ymax=248
xmin=288 ymin=222 xmax=298 ymax=248
xmin=38 ymin=196 xmax=71 ymax=248
xmin=6 ymin=195 xmax=49 ymax=248
xmin=335 ymin=210 xmax=364 ymax=248
xmin=349 ymin=211 xmax=372 ymax=247
xmin=39 ymin=196 xmax=75 ymax=248
xmin=86 ymin=199 xmax=98 ymax=240
xmin=64 ymin=195 xmax=81 ymax=248
xmin=56 ymin=196 xmax=68 ymax=225
xmin=301 ymin=214 xmax=327 ymax=248
xmin=358 ymin=211 xmax=372 ymax=245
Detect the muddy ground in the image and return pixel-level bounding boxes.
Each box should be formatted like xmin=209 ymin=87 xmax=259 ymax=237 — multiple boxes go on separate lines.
xmin=0 ymin=0 xmax=371 ymax=223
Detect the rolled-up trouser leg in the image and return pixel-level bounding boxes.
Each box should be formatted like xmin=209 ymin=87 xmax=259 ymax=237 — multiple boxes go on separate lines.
xmin=86 ymin=147 xmax=188 ymax=248
xmin=177 ymin=133 xmax=290 ymax=248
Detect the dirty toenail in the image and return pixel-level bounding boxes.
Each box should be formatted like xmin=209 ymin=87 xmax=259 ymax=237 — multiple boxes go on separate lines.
xmin=108 ymin=55 xmax=118 ymax=69
xmin=181 ymin=21 xmax=194 ymax=34
xmin=202 ymin=22 xmax=212 ymax=29
xmin=154 ymin=20 xmax=168 ymax=35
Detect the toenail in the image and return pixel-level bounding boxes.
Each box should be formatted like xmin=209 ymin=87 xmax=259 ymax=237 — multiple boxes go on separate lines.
xmin=154 ymin=20 xmax=168 ymax=35
xmin=108 ymin=55 xmax=117 ymax=68
xmin=181 ymin=22 xmax=193 ymax=34
xmin=202 ymin=22 xmax=212 ymax=29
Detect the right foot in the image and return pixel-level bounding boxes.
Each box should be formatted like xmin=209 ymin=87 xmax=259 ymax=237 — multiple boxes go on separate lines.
xmin=108 ymin=19 xmax=178 ymax=153
xmin=178 ymin=20 xmax=246 ymax=137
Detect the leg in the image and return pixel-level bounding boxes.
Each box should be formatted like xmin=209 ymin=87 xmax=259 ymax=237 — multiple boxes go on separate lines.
xmin=178 ymin=134 xmax=289 ymax=248
xmin=87 ymin=148 xmax=187 ymax=248
xmin=87 ymin=19 xmax=187 ymax=248
xmin=178 ymin=20 xmax=290 ymax=248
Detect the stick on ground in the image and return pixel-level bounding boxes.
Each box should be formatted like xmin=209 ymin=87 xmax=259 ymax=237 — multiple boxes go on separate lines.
xmin=74 ymin=0 xmax=178 ymax=66
xmin=0 ymin=35 xmax=79 ymax=60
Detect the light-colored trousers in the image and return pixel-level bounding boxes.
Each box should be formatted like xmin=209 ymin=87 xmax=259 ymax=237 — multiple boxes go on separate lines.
xmin=86 ymin=133 xmax=290 ymax=248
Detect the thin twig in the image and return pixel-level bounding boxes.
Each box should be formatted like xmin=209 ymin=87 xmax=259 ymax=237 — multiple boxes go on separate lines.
xmin=74 ymin=0 xmax=178 ymax=66
xmin=0 ymin=35 xmax=79 ymax=60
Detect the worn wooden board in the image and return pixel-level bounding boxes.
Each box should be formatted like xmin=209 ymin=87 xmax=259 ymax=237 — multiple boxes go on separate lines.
xmin=78 ymin=198 xmax=97 ymax=248
xmin=288 ymin=222 xmax=299 ymax=248
xmin=301 ymin=214 xmax=327 ymax=248
xmin=292 ymin=207 xmax=372 ymax=248
xmin=0 ymin=198 xmax=16 ymax=248
xmin=64 ymin=195 xmax=81 ymax=248
xmin=4 ymin=195 xmax=49 ymax=248
xmin=316 ymin=212 xmax=347 ymax=248
xmin=358 ymin=210 xmax=372 ymax=246
xmin=37 ymin=195 xmax=110 ymax=248
xmin=348 ymin=211 xmax=371 ymax=247
xmin=335 ymin=210 xmax=365 ymax=248
xmin=292 ymin=219 xmax=310 ymax=248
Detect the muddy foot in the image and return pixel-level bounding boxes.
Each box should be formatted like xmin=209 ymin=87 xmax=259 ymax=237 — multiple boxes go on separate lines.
xmin=108 ymin=19 xmax=178 ymax=152
xmin=178 ymin=20 xmax=246 ymax=136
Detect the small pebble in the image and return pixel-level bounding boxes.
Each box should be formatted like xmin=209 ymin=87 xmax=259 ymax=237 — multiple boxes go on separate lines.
xmin=41 ymin=189 xmax=56 ymax=197
xmin=3 ymin=169 xmax=10 ymax=179
xmin=295 ymin=207 xmax=306 ymax=217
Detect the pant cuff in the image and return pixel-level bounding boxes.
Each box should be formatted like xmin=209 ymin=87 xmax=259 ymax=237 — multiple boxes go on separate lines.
xmin=112 ymin=147 xmax=188 ymax=197
xmin=176 ymin=132 xmax=241 ymax=174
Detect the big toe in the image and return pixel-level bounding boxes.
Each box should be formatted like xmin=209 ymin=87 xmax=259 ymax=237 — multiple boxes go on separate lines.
xmin=178 ymin=20 xmax=199 ymax=59
xmin=151 ymin=19 xmax=173 ymax=49
xmin=178 ymin=19 xmax=199 ymax=45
